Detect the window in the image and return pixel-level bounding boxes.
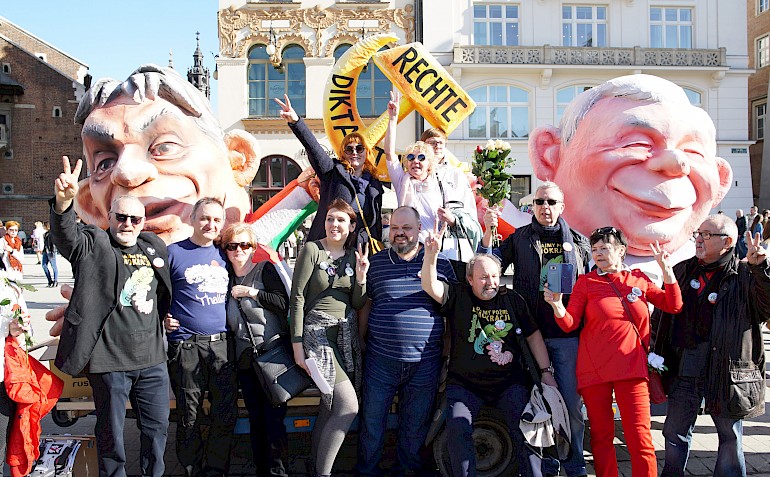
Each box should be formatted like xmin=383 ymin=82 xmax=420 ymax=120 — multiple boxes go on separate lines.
xmin=758 ymin=36 xmax=770 ymax=68
xmin=650 ymin=7 xmax=693 ymax=48
xmin=556 ymin=85 xmax=594 ymax=123
xmin=248 ymin=44 xmax=306 ymax=117
xmin=760 ymin=0 xmax=769 ymax=14
xmin=562 ymin=5 xmax=606 ymax=47
xmin=334 ymin=45 xmax=391 ymax=117
xmin=1 ymin=64 xmax=9 ymax=74
xmin=52 ymin=107 xmax=62 ymax=118
xmin=251 ymin=156 xmax=302 ymax=210
xmin=0 ymin=114 xmax=8 ymax=145
xmin=756 ymin=102 xmax=767 ymax=140
xmin=473 ymin=3 xmax=520 ymax=46
xmin=682 ymin=88 xmax=702 ymax=107
xmin=467 ymin=85 xmax=529 ymax=139
xmin=510 ymin=175 xmax=531 ymax=204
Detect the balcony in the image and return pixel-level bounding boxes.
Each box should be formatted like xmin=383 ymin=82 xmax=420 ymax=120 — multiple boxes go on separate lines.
xmin=453 ymin=45 xmax=726 ymax=68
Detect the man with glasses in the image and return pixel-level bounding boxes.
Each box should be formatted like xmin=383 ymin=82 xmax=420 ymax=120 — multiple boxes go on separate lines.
xmin=50 ymin=157 xmax=172 ymax=477
xmin=479 ymin=181 xmax=590 ymax=477
xmin=163 ymin=197 xmax=236 ymax=477
xmin=652 ymin=214 xmax=770 ymax=477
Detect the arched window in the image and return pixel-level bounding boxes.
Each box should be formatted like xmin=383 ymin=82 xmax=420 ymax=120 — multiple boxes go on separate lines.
xmin=248 ymin=45 xmax=306 ymax=117
xmin=556 ymin=85 xmax=594 ymax=123
xmin=467 ymin=85 xmax=529 ymax=139
xmin=250 ymin=156 xmax=302 ymax=211
xmin=334 ymin=44 xmax=391 ymax=117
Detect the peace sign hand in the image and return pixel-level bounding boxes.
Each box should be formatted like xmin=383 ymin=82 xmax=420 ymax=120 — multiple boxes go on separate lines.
xmin=274 ymin=94 xmax=299 ymax=123
xmin=355 ymin=242 xmax=370 ymax=283
xmin=424 ymin=220 xmax=447 ymax=257
xmin=54 ymin=156 xmax=82 ymax=212
xmin=746 ymin=231 xmax=768 ymax=265
xmin=387 ymin=88 xmax=401 ymax=120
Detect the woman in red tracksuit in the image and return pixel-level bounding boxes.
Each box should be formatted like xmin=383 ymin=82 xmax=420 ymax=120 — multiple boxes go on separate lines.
xmin=544 ymin=227 xmax=682 ymax=477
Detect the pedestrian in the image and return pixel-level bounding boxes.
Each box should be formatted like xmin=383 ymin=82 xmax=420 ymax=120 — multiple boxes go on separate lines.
xmin=31 ymin=221 xmax=45 ymax=264
xmin=41 ymin=222 xmax=58 ymax=287
xmin=735 ymin=210 xmax=747 ymax=259
xmin=2 ymin=222 xmax=23 ymax=274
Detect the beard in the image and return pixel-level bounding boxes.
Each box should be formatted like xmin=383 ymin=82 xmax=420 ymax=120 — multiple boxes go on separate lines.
xmin=392 ymin=236 xmax=419 ymax=255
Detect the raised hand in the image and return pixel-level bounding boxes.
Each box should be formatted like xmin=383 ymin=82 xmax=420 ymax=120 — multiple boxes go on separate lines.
xmin=543 ymin=284 xmax=562 ymax=305
xmin=436 ymin=207 xmax=456 ymax=227
xmin=424 ymin=220 xmax=447 ymax=256
xmin=54 ymin=156 xmax=82 ymax=211
xmin=274 ymin=94 xmax=299 ymax=123
xmin=387 ymin=88 xmax=401 ymax=120
xmin=649 ymin=240 xmax=672 ymax=271
xmin=483 ymin=206 xmax=500 ymax=229
xmin=355 ymin=242 xmax=370 ymax=283
xmin=746 ymin=231 xmax=768 ymax=265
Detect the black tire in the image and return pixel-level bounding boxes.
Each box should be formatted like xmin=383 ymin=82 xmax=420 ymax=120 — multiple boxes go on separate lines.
xmin=51 ymin=409 xmax=78 ymax=427
xmin=432 ymin=415 xmax=517 ymax=477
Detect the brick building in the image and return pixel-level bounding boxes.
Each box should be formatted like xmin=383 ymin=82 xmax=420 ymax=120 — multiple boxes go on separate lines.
xmin=0 ymin=16 xmax=88 ymax=237
xmin=748 ymin=0 xmax=770 ymax=209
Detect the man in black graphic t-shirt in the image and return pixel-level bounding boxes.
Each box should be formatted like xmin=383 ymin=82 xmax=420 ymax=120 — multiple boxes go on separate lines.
xmin=51 ymin=157 xmax=171 ymax=477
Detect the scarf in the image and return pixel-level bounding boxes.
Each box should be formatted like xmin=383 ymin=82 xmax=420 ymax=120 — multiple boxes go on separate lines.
xmin=530 ymin=216 xmax=579 ymax=288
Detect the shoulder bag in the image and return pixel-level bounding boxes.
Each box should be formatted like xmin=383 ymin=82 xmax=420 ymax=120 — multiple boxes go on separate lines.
xmin=237 ymin=300 xmax=312 ymax=407
xmin=353 ymin=193 xmax=384 ymax=255
xmin=604 ymin=275 xmax=667 ymax=404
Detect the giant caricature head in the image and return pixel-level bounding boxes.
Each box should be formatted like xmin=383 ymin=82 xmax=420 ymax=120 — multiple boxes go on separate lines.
xmin=529 ymin=74 xmax=732 ymax=256
xmin=73 ymin=65 xmax=259 ymax=244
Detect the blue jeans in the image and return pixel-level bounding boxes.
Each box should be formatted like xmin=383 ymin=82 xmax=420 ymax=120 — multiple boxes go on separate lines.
xmin=88 ymin=363 xmax=170 ymax=477
xmin=662 ymin=376 xmax=746 ymax=477
xmin=446 ymin=383 xmax=532 ymax=477
xmin=42 ymin=252 xmax=58 ymax=284
xmin=356 ymin=352 xmax=441 ymax=476
xmin=543 ymin=337 xmax=586 ymax=476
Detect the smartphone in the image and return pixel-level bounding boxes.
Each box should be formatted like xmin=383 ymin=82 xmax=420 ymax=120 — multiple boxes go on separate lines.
xmin=547 ymin=263 xmax=574 ymax=294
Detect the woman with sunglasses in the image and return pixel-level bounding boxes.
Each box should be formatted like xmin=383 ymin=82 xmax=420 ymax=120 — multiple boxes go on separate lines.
xmin=385 ymin=91 xmax=481 ymax=252
xmin=2 ymin=222 xmax=23 ymax=274
xmin=221 ymin=222 xmax=291 ymax=477
xmin=290 ymin=199 xmax=369 ymax=477
xmin=544 ymin=227 xmax=683 ymax=477
xmin=275 ymin=95 xmax=384 ymax=248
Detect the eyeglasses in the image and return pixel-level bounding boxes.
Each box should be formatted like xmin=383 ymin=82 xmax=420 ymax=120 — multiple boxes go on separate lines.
xmin=112 ymin=213 xmax=144 ymax=225
xmin=224 ymin=242 xmax=254 ymax=252
xmin=693 ymin=231 xmax=728 ymax=240
xmin=534 ymin=198 xmax=561 ymax=206
xmin=425 ymin=139 xmax=445 ymax=147
xmin=343 ymin=144 xmax=366 ymax=155
xmin=406 ymin=153 xmax=427 ymax=162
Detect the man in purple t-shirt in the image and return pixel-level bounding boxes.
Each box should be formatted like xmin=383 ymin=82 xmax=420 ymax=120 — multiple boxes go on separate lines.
xmin=164 ymin=198 xmax=236 ymax=477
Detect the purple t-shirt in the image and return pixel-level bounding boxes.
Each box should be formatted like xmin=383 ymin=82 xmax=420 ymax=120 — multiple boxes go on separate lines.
xmin=167 ymin=239 xmax=229 ymax=341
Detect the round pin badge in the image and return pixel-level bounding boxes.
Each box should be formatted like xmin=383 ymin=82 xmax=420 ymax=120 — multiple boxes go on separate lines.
xmin=690 ymin=279 xmax=700 ymax=290
xmin=563 ymin=243 xmax=573 ymax=252
xmin=152 ymin=257 xmax=164 ymax=268
xmin=494 ymin=320 xmax=506 ymax=330
xmin=708 ymin=292 xmax=718 ymax=304
xmin=147 ymin=247 xmax=156 ymax=256
xmin=515 ymin=327 xmax=522 ymax=335
xmin=319 ymin=261 xmax=329 ymax=270
xmin=627 ymin=293 xmax=638 ymax=302
xmin=345 ymin=265 xmax=354 ymax=276
xmin=631 ymin=287 xmax=642 ymax=297
xmin=417 ymin=271 xmax=422 ymax=278
xmin=326 ymin=266 xmax=337 ymax=276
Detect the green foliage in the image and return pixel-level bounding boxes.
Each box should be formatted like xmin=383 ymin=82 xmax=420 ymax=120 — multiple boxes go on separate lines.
xmin=471 ymin=140 xmax=516 ymax=207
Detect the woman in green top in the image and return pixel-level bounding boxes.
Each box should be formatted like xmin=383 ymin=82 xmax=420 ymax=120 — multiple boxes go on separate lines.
xmin=290 ymin=198 xmax=369 ymax=477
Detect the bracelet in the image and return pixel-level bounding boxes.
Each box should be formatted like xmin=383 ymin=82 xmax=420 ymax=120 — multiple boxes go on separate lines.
xmin=540 ymin=365 xmax=555 ymax=375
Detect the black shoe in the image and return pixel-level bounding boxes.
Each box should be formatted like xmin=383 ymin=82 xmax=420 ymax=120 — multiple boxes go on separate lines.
xmin=53 ymin=281 xmax=59 ymax=287
xmin=47 ymin=282 xmax=53 ymax=288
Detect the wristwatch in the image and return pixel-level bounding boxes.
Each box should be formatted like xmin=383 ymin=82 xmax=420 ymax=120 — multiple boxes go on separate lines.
xmin=540 ymin=365 xmax=555 ymax=375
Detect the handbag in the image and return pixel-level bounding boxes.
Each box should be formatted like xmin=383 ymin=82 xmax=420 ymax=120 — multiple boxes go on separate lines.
xmin=604 ymin=276 xmax=667 ymax=404
xmin=353 ymin=194 xmax=384 ymax=255
xmin=237 ymin=303 xmax=311 ymax=407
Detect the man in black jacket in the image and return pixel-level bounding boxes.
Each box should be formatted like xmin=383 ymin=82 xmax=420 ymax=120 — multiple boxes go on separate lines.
xmin=652 ymin=214 xmax=770 ymax=477
xmin=479 ymin=181 xmax=590 ymax=477
xmin=51 ymin=157 xmax=172 ymax=477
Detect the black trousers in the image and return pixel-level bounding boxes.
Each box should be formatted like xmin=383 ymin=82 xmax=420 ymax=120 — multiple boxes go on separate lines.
xmin=238 ymin=362 xmax=289 ymax=477
xmin=87 ymin=363 xmax=169 ymax=477
xmin=168 ymin=337 xmax=238 ymax=474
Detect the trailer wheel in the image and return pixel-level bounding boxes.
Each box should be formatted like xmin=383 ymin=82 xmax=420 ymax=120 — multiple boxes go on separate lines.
xmin=51 ymin=409 xmax=78 ymax=427
xmin=432 ymin=417 xmax=516 ymax=477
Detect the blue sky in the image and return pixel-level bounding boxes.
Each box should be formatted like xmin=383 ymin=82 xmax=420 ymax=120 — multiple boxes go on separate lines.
xmin=1 ymin=1 xmax=220 ymax=108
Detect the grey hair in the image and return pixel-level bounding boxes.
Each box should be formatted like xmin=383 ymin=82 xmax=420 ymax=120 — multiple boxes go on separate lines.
xmin=535 ymin=181 xmax=564 ymax=200
xmin=110 ymin=195 xmax=145 ymax=213
xmin=705 ymin=214 xmax=739 ymax=243
xmin=466 ymin=253 xmax=502 ymax=280
xmin=559 ymin=74 xmax=711 ymax=146
xmin=75 ymin=64 xmax=225 ymax=149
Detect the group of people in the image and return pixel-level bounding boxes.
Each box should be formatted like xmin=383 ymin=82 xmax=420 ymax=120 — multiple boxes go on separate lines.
xmin=735 ymin=206 xmax=770 ymax=257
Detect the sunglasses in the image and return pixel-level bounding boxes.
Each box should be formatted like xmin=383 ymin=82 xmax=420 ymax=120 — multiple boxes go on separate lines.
xmin=344 ymin=144 xmax=366 ymax=155
xmin=406 ymin=153 xmax=427 ymax=162
xmin=592 ymin=226 xmax=618 ymax=236
xmin=112 ymin=213 xmax=144 ymax=225
xmin=224 ymin=242 xmax=254 ymax=252
xmin=533 ymin=198 xmax=560 ymax=206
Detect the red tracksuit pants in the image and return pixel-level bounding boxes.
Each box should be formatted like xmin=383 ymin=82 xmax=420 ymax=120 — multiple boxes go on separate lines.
xmin=581 ymin=378 xmax=656 ymax=477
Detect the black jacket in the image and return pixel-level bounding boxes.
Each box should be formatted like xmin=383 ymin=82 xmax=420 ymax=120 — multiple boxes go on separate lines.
xmin=652 ymin=254 xmax=770 ymax=419
xmin=493 ymin=222 xmax=590 ymax=339
xmin=50 ymin=200 xmax=172 ymax=376
xmin=289 ymin=118 xmax=383 ymax=244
